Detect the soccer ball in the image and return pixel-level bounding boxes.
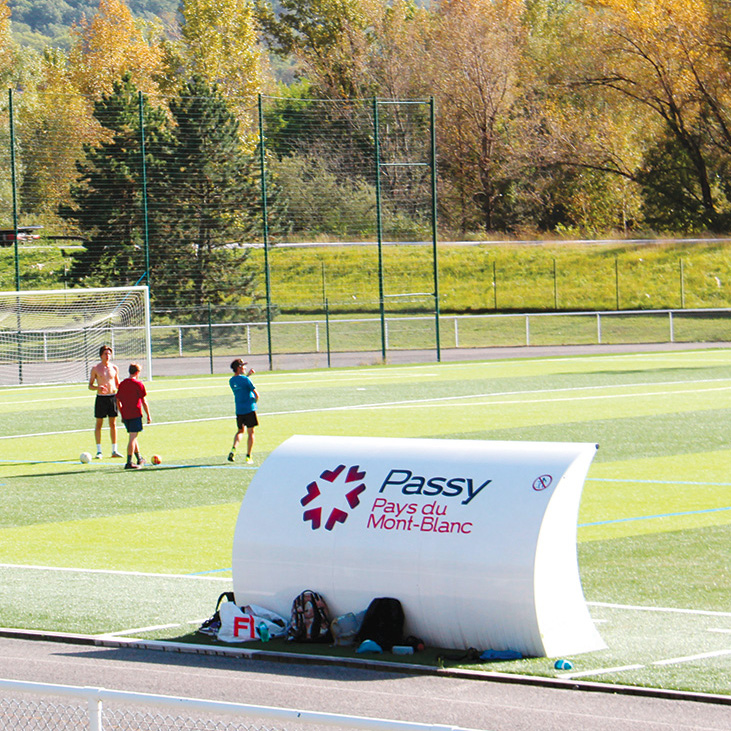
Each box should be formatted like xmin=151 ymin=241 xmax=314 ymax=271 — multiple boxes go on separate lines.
xmin=152 ymin=454 xmax=162 ymax=465
xmin=80 ymin=452 xmax=92 ymax=464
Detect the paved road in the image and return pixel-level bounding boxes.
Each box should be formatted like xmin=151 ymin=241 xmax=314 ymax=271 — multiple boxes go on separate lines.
xmin=0 ymin=636 xmax=728 ymax=730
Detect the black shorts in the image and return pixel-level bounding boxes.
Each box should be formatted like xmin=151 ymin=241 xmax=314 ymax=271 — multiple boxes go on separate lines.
xmin=236 ymin=411 xmax=259 ymax=429
xmin=123 ymin=417 xmax=143 ymax=433
xmin=95 ymin=394 xmax=118 ymax=419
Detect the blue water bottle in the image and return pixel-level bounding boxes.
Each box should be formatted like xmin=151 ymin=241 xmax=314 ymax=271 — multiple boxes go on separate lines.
xmin=258 ymin=622 xmax=270 ymax=642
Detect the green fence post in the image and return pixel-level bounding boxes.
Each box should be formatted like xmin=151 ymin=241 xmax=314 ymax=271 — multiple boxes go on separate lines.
xmin=138 ymin=91 xmax=150 ymax=290
xmin=430 ymin=97 xmax=441 ymax=362
xmin=373 ymin=97 xmax=386 ymax=362
xmin=208 ymin=302 xmax=214 ymax=375
xmin=258 ymin=94 xmax=273 ymax=371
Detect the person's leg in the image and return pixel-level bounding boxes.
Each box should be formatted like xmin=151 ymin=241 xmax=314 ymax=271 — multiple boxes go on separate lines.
xmin=125 ymin=432 xmax=139 ymax=468
xmin=246 ymin=427 xmax=255 ymax=459
xmin=109 ymin=417 xmax=121 ymax=456
xmin=229 ymin=426 xmax=245 ymax=461
xmin=94 ymin=417 xmax=104 ymax=457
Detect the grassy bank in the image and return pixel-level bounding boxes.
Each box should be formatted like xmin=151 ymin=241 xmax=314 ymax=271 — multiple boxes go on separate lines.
xmin=2 ymin=240 xmax=731 ymax=314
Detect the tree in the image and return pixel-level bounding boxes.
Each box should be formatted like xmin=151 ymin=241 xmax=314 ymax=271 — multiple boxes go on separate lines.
xmin=575 ymin=0 xmax=731 ymax=230
xmin=60 ymin=74 xmax=170 ymax=285
xmin=424 ymin=0 xmax=527 ymax=233
xmin=69 ymin=0 xmax=166 ymax=98
xmin=180 ymin=0 xmax=266 ymax=124
xmin=148 ymin=75 xmax=264 ymax=308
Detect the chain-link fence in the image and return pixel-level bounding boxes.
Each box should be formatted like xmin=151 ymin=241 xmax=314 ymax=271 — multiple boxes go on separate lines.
xmin=0 ymin=680 xmax=472 ymax=731
xmin=1 ymin=86 xmax=441 ymax=365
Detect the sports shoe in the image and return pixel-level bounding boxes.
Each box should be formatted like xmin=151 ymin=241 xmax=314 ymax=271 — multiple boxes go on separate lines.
xmin=111 ymin=451 xmax=123 ymax=458
xmin=124 ymin=463 xmax=140 ymax=470
xmin=246 ymin=456 xmax=253 ymax=465
xmin=227 ymin=452 xmax=235 ymax=462
xmin=136 ymin=457 xmax=147 ymax=466
xmin=95 ymin=452 xmax=103 ymax=459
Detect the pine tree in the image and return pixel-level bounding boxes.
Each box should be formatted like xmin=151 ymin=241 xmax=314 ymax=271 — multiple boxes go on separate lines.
xmin=60 ymin=74 xmax=169 ymax=285
xmin=148 ymin=75 xmax=263 ymax=310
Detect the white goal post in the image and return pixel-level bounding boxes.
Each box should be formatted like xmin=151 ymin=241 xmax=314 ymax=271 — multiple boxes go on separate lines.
xmin=0 ymin=286 xmax=152 ymax=386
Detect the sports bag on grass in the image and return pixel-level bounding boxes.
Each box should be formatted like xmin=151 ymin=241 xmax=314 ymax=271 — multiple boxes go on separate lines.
xmin=330 ymin=610 xmax=366 ymax=647
xmin=217 ymin=601 xmax=287 ymax=643
xmin=354 ymin=597 xmax=405 ymax=651
xmin=287 ymin=590 xmax=332 ymax=643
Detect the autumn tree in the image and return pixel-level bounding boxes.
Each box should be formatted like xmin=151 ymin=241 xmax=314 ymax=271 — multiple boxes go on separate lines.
xmin=576 ymin=0 xmax=731 ymax=230
xmin=69 ymin=0 xmax=166 ymax=99
xmin=180 ymin=0 xmax=266 ymax=125
xmin=423 ymin=0 xmax=527 ymax=233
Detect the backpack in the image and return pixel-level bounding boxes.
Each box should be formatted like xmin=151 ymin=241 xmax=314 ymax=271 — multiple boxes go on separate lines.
xmin=197 ymin=591 xmax=235 ymax=637
xmin=288 ymin=590 xmax=332 ymax=643
xmin=354 ymin=597 xmax=405 ymax=651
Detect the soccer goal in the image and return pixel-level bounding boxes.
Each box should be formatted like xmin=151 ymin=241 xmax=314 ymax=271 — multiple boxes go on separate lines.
xmin=0 ymin=286 xmax=152 ymax=386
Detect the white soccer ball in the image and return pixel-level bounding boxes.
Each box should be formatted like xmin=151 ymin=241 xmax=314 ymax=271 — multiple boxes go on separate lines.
xmin=80 ymin=452 xmax=92 ymax=464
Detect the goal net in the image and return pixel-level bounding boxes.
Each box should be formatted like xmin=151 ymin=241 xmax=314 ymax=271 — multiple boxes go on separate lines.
xmin=0 ymin=286 xmax=152 ymax=386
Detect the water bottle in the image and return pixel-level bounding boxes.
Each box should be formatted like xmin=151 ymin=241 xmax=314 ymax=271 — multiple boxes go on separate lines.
xmin=257 ymin=622 xmax=270 ymax=642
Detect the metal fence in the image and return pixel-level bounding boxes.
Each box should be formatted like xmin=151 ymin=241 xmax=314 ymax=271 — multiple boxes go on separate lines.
xmin=146 ymin=307 xmax=730 ymax=371
xmin=0 ymin=679 xmax=471 ymax=731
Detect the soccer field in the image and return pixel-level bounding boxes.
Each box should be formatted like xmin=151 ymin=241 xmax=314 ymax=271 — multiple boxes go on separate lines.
xmin=0 ymin=348 xmax=729 ymax=696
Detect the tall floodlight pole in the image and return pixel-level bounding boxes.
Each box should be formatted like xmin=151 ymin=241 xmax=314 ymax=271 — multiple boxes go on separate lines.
xmin=430 ymin=97 xmax=441 ymax=362
xmin=373 ymin=98 xmax=386 ymax=361
xmin=258 ymin=95 xmax=273 ymax=371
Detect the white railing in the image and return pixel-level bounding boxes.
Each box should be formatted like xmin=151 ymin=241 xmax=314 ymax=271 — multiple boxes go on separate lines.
xmin=148 ymin=307 xmax=731 ymax=355
xmin=0 ymin=678 xmax=474 ymax=731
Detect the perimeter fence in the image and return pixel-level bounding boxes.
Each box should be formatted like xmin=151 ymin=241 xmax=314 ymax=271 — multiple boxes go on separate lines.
xmin=1 ymin=85 xmax=730 ymax=371
xmin=0 ymin=679 xmax=471 ymax=731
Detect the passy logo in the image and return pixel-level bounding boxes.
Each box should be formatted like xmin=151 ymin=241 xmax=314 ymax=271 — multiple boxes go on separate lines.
xmin=301 ymin=464 xmax=367 ymax=530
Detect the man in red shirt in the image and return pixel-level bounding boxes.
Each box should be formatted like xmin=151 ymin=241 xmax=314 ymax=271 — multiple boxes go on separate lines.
xmin=116 ymin=363 xmax=151 ymax=470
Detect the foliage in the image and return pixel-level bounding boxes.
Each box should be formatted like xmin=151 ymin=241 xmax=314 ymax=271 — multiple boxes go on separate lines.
xmin=59 ymin=74 xmax=169 ymax=286
xmin=148 ymin=75 xmax=262 ymax=308
xmin=68 ymin=0 xmax=166 ymax=98
xmin=180 ymin=0 xmax=265 ymax=123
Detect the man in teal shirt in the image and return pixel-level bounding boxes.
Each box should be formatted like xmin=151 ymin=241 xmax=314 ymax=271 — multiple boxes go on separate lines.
xmin=228 ymin=358 xmax=259 ymax=464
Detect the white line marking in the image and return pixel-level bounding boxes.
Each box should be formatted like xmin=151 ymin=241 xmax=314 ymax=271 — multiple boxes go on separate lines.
xmin=3 ymin=377 xmax=730 ymax=440
xmin=99 ymin=623 xmax=180 ymax=637
xmin=709 ymin=628 xmax=731 ymax=634
xmin=560 ymin=664 xmax=645 ymax=679
xmin=589 ymin=602 xmax=731 ymax=618
xmin=653 ymin=649 xmax=731 ymax=666
xmin=0 ymin=563 xmax=231 ymax=581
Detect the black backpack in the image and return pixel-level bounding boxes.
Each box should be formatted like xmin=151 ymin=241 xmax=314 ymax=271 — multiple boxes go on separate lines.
xmin=354 ymin=597 xmax=405 ymax=651
xmin=288 ymin=590 xmax=332 ymax=643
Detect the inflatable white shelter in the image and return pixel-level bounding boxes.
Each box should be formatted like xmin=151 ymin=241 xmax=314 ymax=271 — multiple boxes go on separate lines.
xmin=232 ymin=435 xmax=606 ymax=657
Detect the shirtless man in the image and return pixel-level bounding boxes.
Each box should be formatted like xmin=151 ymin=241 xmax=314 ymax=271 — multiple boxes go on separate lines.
xmin=88 ymin=345 xmax=123 ymax=459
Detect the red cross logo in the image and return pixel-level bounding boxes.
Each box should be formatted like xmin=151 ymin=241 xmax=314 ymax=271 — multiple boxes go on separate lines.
xmin=300 ymin=464 xmax=367 ymax=531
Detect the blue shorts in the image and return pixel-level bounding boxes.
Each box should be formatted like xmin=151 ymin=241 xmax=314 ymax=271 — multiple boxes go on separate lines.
xmin=123 ymin=417 xmax=143 ymax=433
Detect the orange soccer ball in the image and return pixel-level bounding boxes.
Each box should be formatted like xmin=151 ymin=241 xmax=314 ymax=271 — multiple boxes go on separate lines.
xmin=151 ymin=454 xmax=162 ymax=465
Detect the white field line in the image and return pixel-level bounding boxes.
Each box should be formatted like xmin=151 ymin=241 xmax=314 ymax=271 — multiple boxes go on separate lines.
xmin=709 ymin=628 xmax=731 ymax=634
xmin=1 ymin=348 xmax=722 ymax=396
xmin=559 ymin=664 xmax=645 ymax=679
xmin=0 ymin=563 xmax=230 ymax=582
xmin=98 ymin=623 xmax=180 ymax=637
xmin=653 ymin=650 xmax=731 ymax=666
xmin=3 ymin=377 xmax=731 ymax=441
xmin=588 ymin=602 xmax=731 ymax=618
